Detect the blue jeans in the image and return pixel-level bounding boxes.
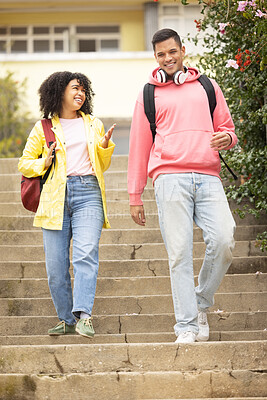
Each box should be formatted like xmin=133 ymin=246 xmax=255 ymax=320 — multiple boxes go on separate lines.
xmin=154 ymin=173 xmax=235 ymax=335
xmin=42 ymin=175 xmax=104 ymax=325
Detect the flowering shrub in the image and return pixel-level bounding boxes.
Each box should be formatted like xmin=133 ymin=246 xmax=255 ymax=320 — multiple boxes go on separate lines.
xmin=183 ymin=0 xmax=267 ymax=250
xmin=0 ymin=72 xmax=30 ymax=157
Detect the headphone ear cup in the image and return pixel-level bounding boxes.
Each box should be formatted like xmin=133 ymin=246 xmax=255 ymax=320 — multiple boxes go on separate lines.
xmin=156 ymin=69 xmax=168 ymax=83
xmin=173 ymin=67 xmax=188 ymax=85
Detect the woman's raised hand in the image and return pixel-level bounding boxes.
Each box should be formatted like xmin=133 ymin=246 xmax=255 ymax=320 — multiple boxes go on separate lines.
xmin=101 ymin=124 xmax=116 ymax=148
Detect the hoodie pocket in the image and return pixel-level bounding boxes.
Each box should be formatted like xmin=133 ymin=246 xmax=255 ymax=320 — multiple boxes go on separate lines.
xmin=160 ymin=130 xmax=219 ymax=169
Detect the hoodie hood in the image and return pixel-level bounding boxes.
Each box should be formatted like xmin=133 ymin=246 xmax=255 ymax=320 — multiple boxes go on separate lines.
xmin=149 ymin=66 xmax=200 ymax=86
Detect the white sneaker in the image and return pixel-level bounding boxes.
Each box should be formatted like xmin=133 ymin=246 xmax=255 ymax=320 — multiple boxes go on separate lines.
xmin=196 ymin=311 xmax=209 ymax=342
xmin=175 ymin=331 xmax=196 ymax=344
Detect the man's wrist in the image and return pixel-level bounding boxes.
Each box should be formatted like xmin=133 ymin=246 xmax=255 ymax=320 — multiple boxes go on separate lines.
xmin=227 ymin=133 xmax=232 ymax=145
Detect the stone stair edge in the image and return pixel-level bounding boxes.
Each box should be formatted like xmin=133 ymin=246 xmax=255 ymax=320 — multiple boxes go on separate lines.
xmin=1 ymin=339 xmax=266 ymax=349
xmin=0 ymin=373 xmax=266 ymax=400
xmin=1 ymin=329 xmax=267 ymax=342
xmin=0 ymin=225 xmax=265 ymax=232
xmin=0 ymin=255 xmax=265 ymax=264
xmin=1 ymin=290 xmax=266 ymax=300
xmin=1 ymin=311 xmax=266 ymax=320
xmin=1 ymin=272 xmax=266 ymax=280
xmin=0 ymin=239 xmax=263 ymax=246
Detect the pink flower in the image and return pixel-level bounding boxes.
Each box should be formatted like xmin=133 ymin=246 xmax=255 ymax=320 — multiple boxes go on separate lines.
xmin=218 ymin=22 xmax=228 ymax=34
xmin=237 ymin=1 xmax=248 ymax=11
xmin=248 ymin=0 xmax=257 ymax=7
xmin=255 ymin=9 xmax=266 ymax=17
xmin=226 ymin=59 xmax=239 ymax=69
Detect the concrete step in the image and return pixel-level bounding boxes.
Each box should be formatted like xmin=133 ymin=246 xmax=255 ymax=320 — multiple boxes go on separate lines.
xmin=0 ymin=187 xmax=154 ymax=203
xmin=1 ymin=213 xmax=266 ymax=234
xmin=0 ymin=273 xmax=266 ymax=298
xmin=0 ymin=256 xmax=266 ymax=279
xmin=0 ymin=341 xmax=266 ymax=374
xmin=0 ymin=240 xmax=264 ymax=262
xmin=1 ymin=199 xmax=267 ymax=225
xmin=1 ymin=292 xmax=266 ymax=316
xmin=0 ymin=171 xmax=140 ymax=192
xmin=1 ymin=312 xmax=266 ymax=336
xmin=1 ymin=330 xmax=267 ymax=346
xmin=0 ymin=369 xmax=266 ymax=399
xmin=0 ymin=188 xmax=265 ymax=207
xmin=0 ymin=155 xmax=129 ymax=174
xmin=0 ymin=187 xmax=151 ymax=203
xmin=0 ymin=225 xmax=265 ymax=245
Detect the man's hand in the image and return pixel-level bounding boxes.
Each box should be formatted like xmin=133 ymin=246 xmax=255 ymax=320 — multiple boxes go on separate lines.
xmin=130 ymin=205 xmax=146 ymax=226
xmin=210 ymin=132 xmax=232 ymax=151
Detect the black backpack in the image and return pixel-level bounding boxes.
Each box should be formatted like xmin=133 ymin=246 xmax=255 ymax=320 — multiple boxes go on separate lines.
xmin=143 ymin=75 xmax=237 ymax=180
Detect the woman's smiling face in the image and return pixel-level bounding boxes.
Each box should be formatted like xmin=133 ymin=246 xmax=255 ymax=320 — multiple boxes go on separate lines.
xmin=61 ymin=79 xmax=86 ymax=114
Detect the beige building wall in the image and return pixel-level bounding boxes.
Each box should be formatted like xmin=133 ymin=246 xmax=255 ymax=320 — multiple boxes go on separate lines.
xmin=0 ymin=53 xmax=156 ymax=120
xmin=0 ymin=0 xmax=202 ymax=121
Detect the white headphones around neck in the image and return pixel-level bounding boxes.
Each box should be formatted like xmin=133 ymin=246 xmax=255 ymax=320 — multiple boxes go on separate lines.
xmin=156 ymin=66 xmax=188 ymax=85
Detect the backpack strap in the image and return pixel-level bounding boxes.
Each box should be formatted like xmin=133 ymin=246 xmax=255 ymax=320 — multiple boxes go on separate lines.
xmin=197 ymin=75 xmax=217 ymax=121
xmin=197 ymin=76 xmax=237 ymax=180
xmin=41 ymin=118 xmax=55 ymax=147
xmin=40 ymin=119 xmax=56 ymax=187
xmin=143 ymin=83 xmax=157 ymax=142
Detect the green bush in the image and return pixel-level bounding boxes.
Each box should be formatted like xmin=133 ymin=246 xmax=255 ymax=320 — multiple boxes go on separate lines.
xmin=182 ymin=0 xmax=267 ymax=251
xmin=0 ymin=72 xmax=30 ymax=157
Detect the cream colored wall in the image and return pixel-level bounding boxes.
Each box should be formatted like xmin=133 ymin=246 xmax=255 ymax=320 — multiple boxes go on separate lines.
xmin=0 ymin=53 xmax=156 ymax=120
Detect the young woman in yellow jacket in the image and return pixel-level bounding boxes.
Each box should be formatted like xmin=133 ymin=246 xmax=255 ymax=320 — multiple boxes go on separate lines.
xmin=18 ymin=71 xmax=115 ymax=338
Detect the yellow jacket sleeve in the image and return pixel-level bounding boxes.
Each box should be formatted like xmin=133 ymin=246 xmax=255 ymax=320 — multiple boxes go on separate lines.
xmin=18 ymin=121 xmax=48 ymax=178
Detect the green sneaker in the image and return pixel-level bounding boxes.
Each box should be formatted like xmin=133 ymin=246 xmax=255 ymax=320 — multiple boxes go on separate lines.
xmin=48 ymin=321 xmax=76 ymax=336
xmin=75 ymin=317 xmax=95 ymax=338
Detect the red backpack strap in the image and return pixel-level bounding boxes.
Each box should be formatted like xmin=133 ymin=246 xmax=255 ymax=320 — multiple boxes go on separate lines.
xmin=41 ymin=119 xmax=55 ymax=147
xmin=41 ymin=119 xmax=56 ymax=175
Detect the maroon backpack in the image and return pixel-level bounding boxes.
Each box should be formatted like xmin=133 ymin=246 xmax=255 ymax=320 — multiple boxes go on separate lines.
xmin=21 ymin=119 xmax=55 ymax=212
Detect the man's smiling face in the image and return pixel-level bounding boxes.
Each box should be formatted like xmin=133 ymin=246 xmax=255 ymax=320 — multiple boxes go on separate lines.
xmin=154 ymin=37 xmax=185 ymax=78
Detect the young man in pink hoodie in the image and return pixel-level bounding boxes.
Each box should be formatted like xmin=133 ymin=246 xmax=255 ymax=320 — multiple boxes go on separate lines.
xmin=127 ymin=28 xmax=237 ymax=343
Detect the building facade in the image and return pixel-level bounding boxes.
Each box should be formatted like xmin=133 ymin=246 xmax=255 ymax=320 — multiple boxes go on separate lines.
xmin=0 ymin=0 xmax=204 ymax=144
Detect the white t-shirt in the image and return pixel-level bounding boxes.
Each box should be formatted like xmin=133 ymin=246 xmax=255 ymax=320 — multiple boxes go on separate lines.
xmin=59 ymin=117 xmax=95 ymax=176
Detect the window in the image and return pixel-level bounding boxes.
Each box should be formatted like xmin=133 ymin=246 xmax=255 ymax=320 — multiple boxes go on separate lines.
xmin=74 ymin=25 xmax=120 ymax=52
xmin=159 ymin=3 xmax=204 ymax=55
xmin=0 ymin=25 xmax=120 ymax=54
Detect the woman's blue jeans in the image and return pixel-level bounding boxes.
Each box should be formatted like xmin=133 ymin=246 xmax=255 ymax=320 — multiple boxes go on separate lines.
xmin=42 ymin=175 xmax=104 ymax=326
xmin=154 ymin=173 xmax=236 ymax=336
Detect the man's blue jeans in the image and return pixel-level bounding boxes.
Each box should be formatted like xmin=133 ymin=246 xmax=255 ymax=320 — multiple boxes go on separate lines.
xmin=154 ymin=173 xmax=235 ymax=335
xmin=42 ymin=175 xmax=104 ymax=325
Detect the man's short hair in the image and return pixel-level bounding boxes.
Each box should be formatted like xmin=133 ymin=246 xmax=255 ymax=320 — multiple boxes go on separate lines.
xmin=152 ymin=28 xmax=182 ymax=51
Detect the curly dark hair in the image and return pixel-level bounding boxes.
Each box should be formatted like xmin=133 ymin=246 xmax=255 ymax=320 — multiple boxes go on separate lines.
xmin=38 ymin=71 xmax=95 ymax=118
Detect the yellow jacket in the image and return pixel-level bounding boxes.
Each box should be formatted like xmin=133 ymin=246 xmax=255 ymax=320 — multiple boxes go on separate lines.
xmin=18 ymin=112 xmax=115 ymax=230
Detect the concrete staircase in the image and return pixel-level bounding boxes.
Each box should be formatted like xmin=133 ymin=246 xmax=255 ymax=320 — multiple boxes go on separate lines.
xmin=0 ymin=156 xmax=266 ymax=400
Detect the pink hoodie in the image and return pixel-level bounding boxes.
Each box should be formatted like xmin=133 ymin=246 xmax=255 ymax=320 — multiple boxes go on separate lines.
xmin=128 ymin=67 xmax=237 ymax=205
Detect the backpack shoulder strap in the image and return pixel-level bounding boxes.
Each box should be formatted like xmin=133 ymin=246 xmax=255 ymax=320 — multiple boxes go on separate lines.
xmin=143 ymin=83 xmax=157 ymax=142
xmin=197 ymin=75 xmax=217 ymax=121
xmin=40 ymin=119 xmax=56 ymax=182
xmin=41 ymin=119 xmax=55 ymax=147
xmin=198 ymin=76 xmax=237 ymax=180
